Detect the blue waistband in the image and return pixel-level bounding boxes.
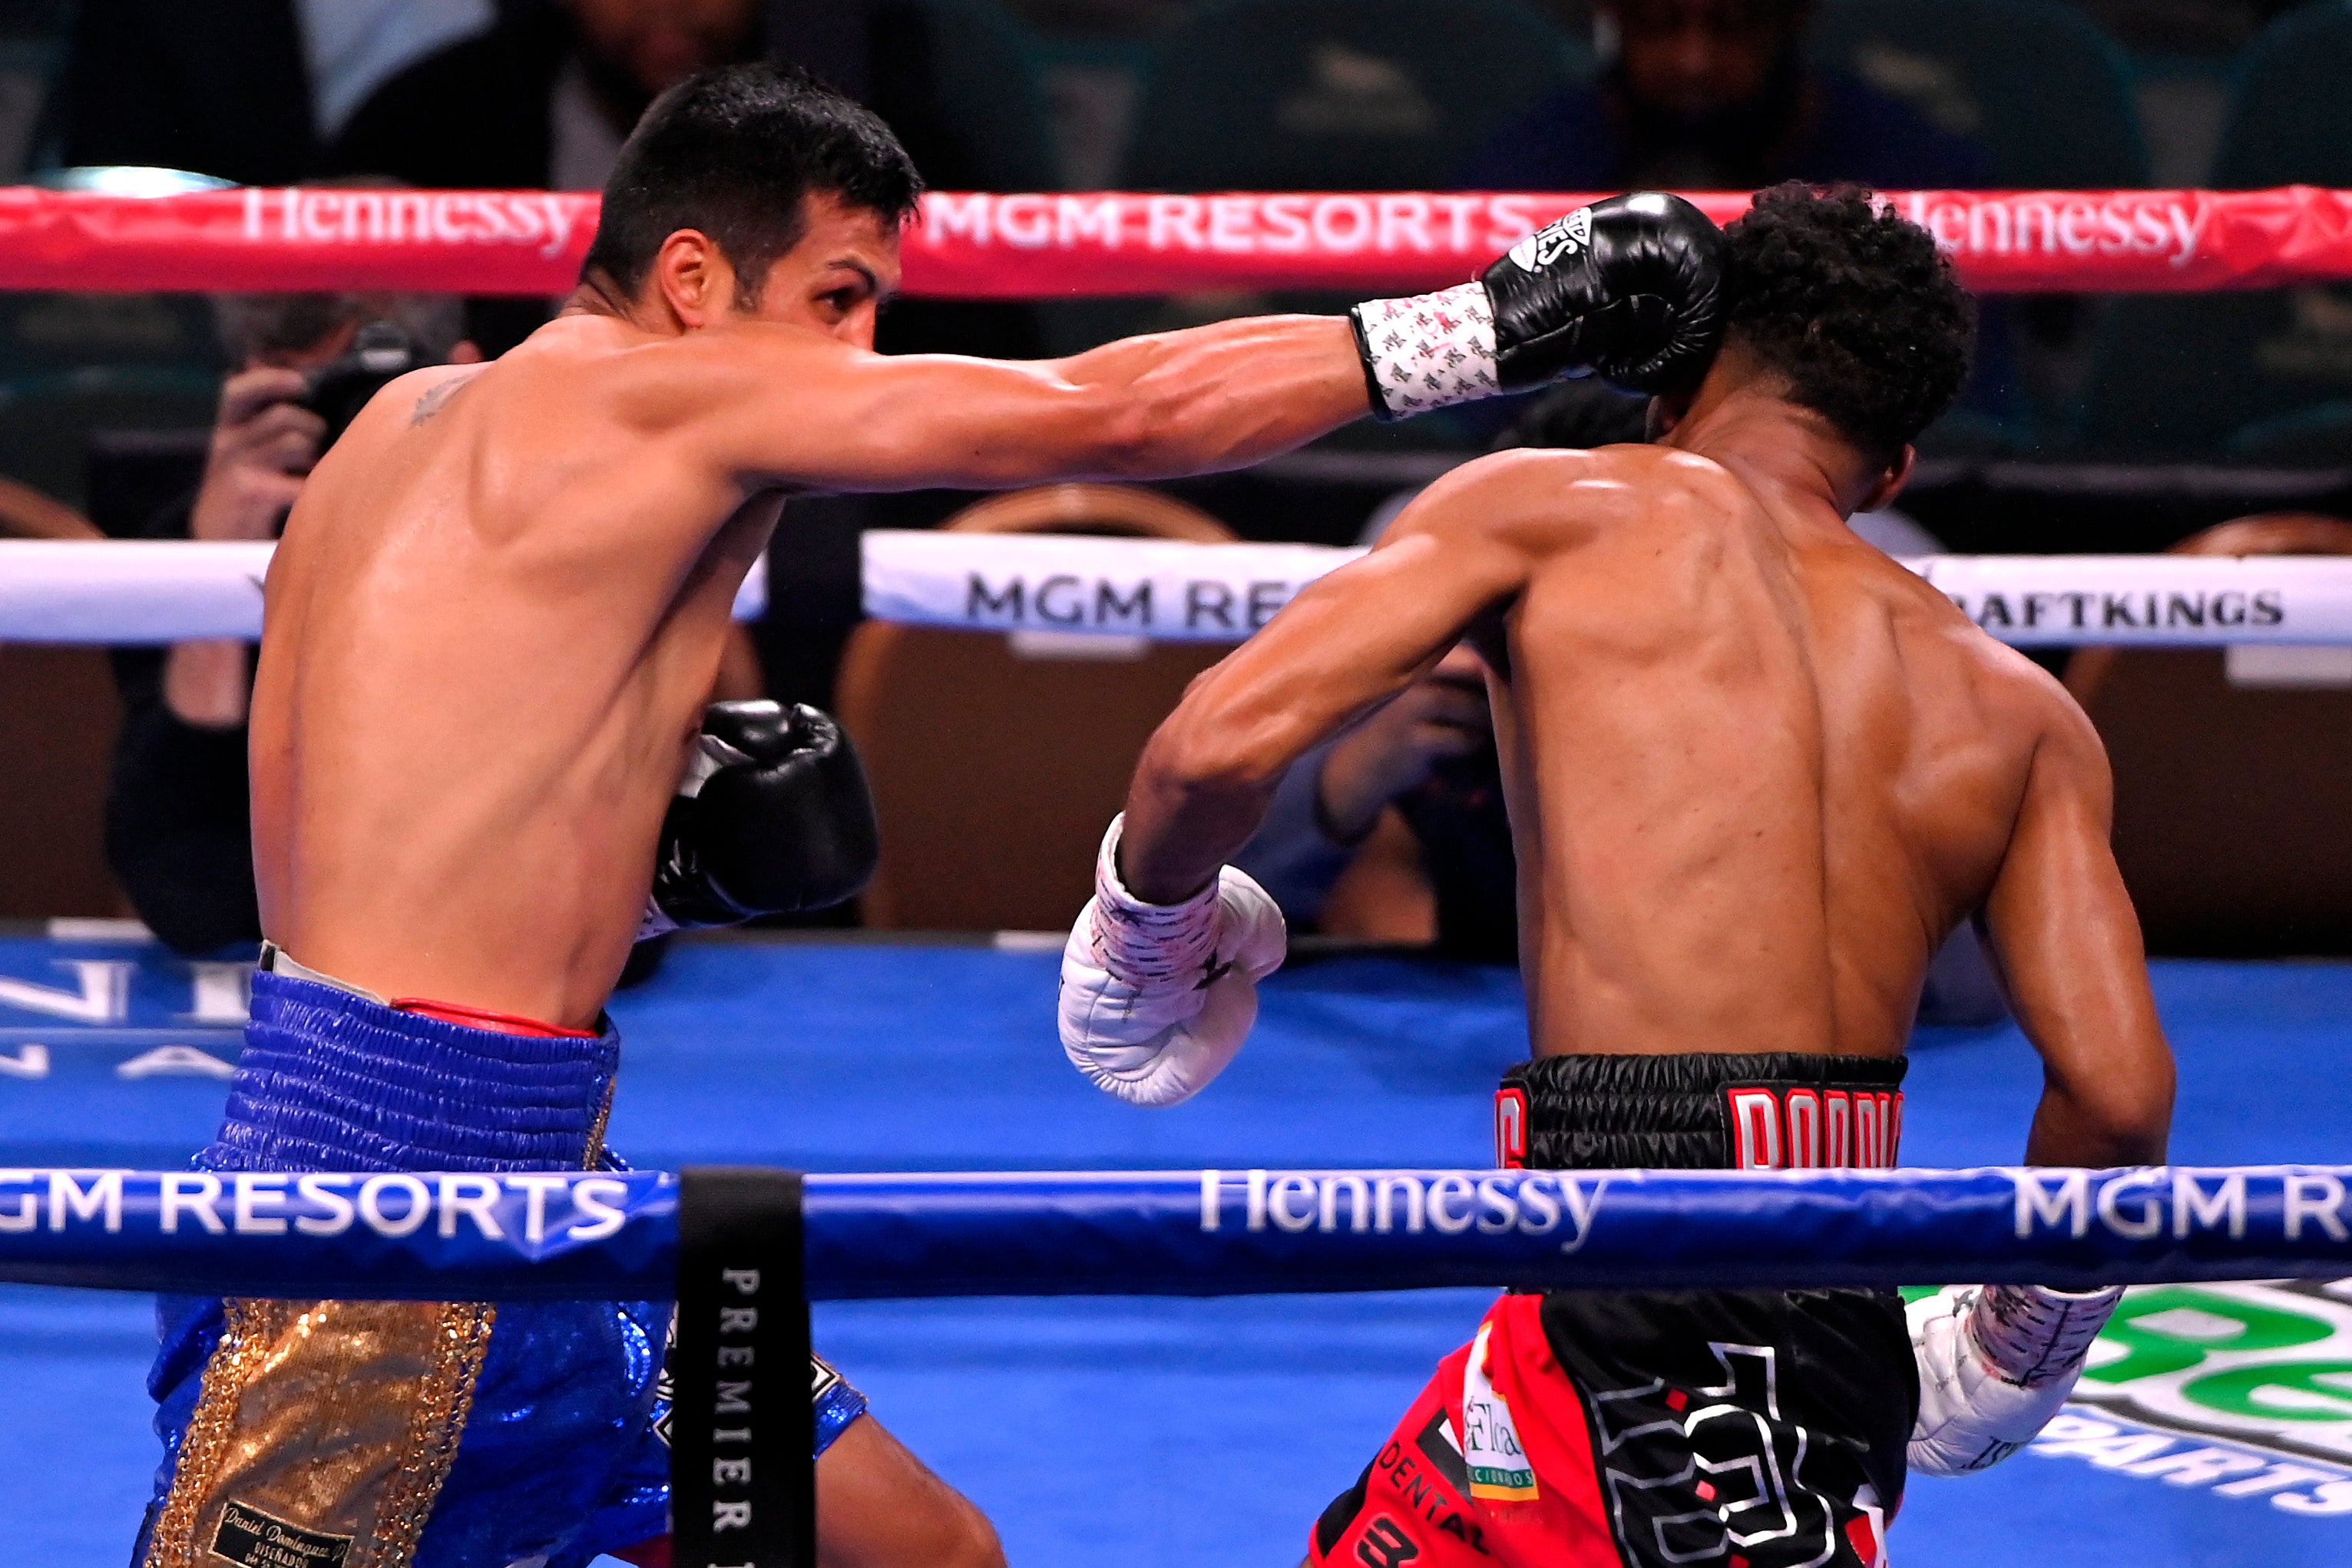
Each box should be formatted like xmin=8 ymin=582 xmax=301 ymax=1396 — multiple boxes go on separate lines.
xmin=203 ymin=969 xmax=622 ymax=1175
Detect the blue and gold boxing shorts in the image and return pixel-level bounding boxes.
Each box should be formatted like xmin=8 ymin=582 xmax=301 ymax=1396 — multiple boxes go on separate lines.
xmin=131 ymin=960 xmax=868 ymax=1568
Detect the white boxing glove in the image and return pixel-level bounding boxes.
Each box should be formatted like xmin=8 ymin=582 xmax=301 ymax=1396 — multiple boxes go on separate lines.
xmin=1059 ymin=815 xmax=1287 ymax=1107
xmin=1907 ymin=1281 xmax=2122 ymax=1477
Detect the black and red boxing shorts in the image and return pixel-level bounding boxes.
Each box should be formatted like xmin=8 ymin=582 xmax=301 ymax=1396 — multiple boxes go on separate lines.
xmin=1311 ymin=1053 xmax=1917 ymax=1568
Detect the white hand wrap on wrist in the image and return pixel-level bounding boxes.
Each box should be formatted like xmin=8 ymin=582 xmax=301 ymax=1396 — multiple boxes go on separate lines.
xmin=1059 ymin=815 xmax=1288 ymax=1107
xmin=1085 ymin=816 xmax=1220 ymax=989
xmin=1351 ymin=283 xmax=1499 ymax=418
xmin=1970 ymin=1282 xmax=2123 ymax=1388
xmin=1908 ymin=1282 xmax=2123 ymax=1477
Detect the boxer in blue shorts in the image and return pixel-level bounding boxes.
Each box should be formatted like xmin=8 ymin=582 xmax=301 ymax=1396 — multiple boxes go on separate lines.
xmin=137 ymin=50 xmax=1719 ymax=1568
xmin=133 ymin=946 xmax=872 ymax=1568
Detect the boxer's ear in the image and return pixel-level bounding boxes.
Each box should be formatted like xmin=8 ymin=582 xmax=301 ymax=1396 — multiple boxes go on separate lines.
xmin=1858 ymin=445 xmax=1918 ymax=513
xmin=650 ymin=229 xmax=734 ymax=331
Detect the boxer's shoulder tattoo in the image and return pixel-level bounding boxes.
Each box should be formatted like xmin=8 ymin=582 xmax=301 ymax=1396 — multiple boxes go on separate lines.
xmin=410 ymin=369 xmax=482 ymax=427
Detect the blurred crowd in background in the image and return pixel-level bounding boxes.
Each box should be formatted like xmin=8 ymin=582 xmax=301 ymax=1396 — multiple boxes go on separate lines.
xmin=1 ymin=1 xmax=2349 ymax=995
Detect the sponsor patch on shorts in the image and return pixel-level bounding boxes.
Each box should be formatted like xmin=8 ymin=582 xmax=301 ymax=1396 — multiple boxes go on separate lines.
xmin=1461 ymin=1323 xmax=1537 ymax=1502
xmin=209 ymin=1500 xmax=352 ymax=1568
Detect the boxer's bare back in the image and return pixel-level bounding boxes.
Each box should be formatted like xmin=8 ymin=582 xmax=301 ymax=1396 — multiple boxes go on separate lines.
xmin=253 ymin=195 xmax=1368 ymax=1027
xmin=1121 ymin=349 xmax=2174 ymax=1165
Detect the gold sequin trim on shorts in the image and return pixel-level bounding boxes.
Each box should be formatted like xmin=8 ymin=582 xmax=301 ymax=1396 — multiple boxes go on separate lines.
xmin=141 ymin=1298 xmax=498 ymax=1568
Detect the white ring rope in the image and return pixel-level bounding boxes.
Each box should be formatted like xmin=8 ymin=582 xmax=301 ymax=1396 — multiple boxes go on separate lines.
xmin=0 ymin=540 xmax=769 ymax=643
xmin=2 ymin=534 xmax=2350 ymax=650
xmin=861 ymin=531 xmax=2352 ymax=650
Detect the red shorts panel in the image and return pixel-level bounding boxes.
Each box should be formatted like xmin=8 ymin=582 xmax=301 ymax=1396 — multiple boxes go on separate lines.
xmin=1308 ymin=1295 xmax=1624 ymax=1568
xmin=1314 ymin=1293 xmax=1900 ymax=1568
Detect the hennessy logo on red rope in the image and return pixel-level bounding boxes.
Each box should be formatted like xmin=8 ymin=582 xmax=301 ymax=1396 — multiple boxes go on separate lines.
xmin=239 ymin=188 xmax=588 ymax=259
xmin=6 ymin=187 xmax=2347 ymax=296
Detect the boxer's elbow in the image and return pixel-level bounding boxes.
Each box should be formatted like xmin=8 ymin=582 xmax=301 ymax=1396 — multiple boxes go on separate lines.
xmin=2096 ymin=1034 xmax=2176 ymax=1163
xmin=935 ymin=1495 xmax=1006 ymax=1568
xmin=2093 ymin=1072 xmax=2175 ymax=1166
xmin=2033 ymin=1048 xmax=2175 ymax=1166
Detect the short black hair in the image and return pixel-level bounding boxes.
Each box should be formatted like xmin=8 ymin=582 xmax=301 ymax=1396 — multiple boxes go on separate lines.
xmin=1720 ymin=183 xmax=1973 ymax=463
xmin=581 ymin=63 xmax=923 ymax=306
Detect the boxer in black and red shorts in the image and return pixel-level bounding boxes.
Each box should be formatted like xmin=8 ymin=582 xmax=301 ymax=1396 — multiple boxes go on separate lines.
xmin=1311 ymin=1055 xmax=1913 ymax=1568
xmin=1064 ymin=187 xmax=2177 ymax=1568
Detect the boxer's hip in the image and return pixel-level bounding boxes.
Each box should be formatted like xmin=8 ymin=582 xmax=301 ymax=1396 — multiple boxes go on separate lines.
xmin=137 ymin=954 xmax=664 ymax=1568
xmin=1495 ymin=1050 xmax=1908 ymax=1174
xmin=1497 ymin=1051 xmax=1915 ymax=1564
xmin=1316 ymin=1054 xmax=1922 ymax=1568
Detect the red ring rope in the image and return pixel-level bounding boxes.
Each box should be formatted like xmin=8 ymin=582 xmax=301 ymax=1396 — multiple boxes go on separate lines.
xmin=0 ymin=187 xmax=2347 ymax=297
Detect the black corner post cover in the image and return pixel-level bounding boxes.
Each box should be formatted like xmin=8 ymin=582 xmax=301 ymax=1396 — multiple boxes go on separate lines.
xmin=673 ymin=1167 xmax=813 ymax=1568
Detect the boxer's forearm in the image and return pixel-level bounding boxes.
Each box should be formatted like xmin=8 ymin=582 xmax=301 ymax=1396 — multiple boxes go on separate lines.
xmin=1116 ymin=514 xmax=1526 ymax=901
xmin=1051 ymin=315 xmax=1371 ymax=480
xmin=1120 ymin=737 xmax=1286 ymax=906
xmin=1116 ymin=626 xmax=1381 ymax=904
xmin=689 ymin=314 xmax=1369 ymax=494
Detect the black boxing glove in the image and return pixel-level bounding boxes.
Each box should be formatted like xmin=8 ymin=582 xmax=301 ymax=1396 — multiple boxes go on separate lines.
xmin=1348 ymin=192 xmax=1725 ymax=419
xmin=637 ymin=702 xmax=880 ymax=938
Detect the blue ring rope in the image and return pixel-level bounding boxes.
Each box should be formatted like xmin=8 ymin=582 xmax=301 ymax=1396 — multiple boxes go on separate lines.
xmin=0 ymin=1166 xmax=2345 ymax=1299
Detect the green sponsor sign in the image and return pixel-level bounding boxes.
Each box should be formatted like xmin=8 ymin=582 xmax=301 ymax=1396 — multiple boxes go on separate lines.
xmin=2075 ymin=1279 xmax=2352 ymax=1467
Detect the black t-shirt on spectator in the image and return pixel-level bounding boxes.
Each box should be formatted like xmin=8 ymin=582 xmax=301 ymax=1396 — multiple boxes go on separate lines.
xmin=94 ymin=442 xmax=262 ymax=955
xmin=325 ymin=8 xmax=574 ymax=355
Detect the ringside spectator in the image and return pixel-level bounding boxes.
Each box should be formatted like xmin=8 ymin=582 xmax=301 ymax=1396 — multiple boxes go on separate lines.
xmin=1457 ymin=5 xmax=2010 ymax=435
xmin=328 ymin=1 xmax=1037 ymax=360
xmin=329 ymin=0 xmax=764 ymax=195
xmin=1460 ymin=0 xmax=1988 ymax=192
xmin=63 ymin=0 xmax=494 ymax=186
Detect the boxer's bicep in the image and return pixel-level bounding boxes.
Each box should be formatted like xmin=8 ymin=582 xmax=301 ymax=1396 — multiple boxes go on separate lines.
xmin=1983 ymin=710 xmax=2174 ymax=1166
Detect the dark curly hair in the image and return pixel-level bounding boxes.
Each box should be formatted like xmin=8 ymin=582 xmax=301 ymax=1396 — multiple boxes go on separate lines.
xmin=1721 ymin=184 xmax=1974 ymax=463
xmin=583 ymin=64 xmax=922 ymax=306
